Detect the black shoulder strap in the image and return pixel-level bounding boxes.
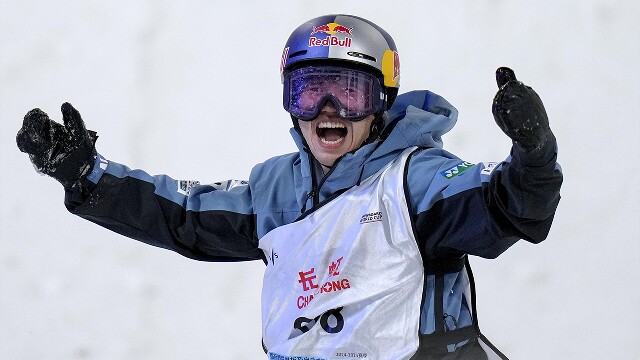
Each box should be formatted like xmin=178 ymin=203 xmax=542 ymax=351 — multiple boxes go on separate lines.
xmin=412 ymin=258 xmax=509 ymax=359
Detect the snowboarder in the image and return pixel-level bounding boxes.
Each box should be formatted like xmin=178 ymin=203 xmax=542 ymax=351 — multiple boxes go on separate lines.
xmin=16 ymin=14 xmax=562 ymax=360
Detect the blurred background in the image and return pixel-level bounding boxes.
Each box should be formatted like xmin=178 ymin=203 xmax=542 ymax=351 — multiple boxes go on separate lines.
xmin=1 ymin=1 xmax=638 ymax=359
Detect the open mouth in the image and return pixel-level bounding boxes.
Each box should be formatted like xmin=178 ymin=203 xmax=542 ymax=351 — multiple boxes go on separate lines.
xmin=316 ymin=121 xmax=348 ymax=145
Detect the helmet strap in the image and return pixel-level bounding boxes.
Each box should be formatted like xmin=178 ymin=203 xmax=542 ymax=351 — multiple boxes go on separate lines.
xmin=363 ymin=112 xmax=386 ymax=145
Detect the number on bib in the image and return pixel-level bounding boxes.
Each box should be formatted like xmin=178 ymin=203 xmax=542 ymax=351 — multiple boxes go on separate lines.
xmin=294 ymin=307 xmax=344 ymax=334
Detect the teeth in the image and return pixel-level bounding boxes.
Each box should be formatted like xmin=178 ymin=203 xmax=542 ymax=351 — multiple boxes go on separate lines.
xmin=316 ymin=121 xmax=347 ymax=145
xmin=318 ymin=122 xmax=346 ymax=129
xmin=321 ymin=138 xmax=342 ymax=145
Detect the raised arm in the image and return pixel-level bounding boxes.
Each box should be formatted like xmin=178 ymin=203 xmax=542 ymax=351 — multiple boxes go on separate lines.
xmin=407 ymin=68 xmax=562 ymax=259
xmin=17 ymin=104 xmax=262 ymax=262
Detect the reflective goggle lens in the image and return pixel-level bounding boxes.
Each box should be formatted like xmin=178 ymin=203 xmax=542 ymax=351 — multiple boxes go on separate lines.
xmin=284 ymin=66 xmax=384 ymax=121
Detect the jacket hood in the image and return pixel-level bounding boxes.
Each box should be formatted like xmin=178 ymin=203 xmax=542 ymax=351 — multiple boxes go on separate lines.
xmin=290 ymin=90 xmax=458 ymax=207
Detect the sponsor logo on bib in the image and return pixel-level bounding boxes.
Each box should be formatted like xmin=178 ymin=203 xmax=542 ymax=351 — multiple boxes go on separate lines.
xmin=360 ymin=211 xmax=383 ymax=224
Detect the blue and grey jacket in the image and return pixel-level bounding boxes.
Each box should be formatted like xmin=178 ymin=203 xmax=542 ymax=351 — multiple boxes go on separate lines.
xmin=65 ymin=90 xmax=562 ymax=355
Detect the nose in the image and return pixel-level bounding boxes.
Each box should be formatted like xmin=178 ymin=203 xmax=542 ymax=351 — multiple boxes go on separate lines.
xmin=320 ymin=100 xmax=338 ymax=114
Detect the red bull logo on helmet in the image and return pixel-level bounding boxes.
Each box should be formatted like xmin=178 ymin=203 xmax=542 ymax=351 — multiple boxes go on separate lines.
xmin=309 ymin=22 xmax=353 ymax=48
xmin=382 ymin=50 xmax=400 ymax=87
xmin=311 ymin=22 xmax=353 ymax=35
xmin=393 ymin=51 xmax=400 ymax=80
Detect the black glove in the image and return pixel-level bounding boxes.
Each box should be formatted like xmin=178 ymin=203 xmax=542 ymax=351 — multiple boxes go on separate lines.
xmin=492 ymin=67 xmax=552 ymax=151
xmin=16 ymin=103 xmax=97 ymax=188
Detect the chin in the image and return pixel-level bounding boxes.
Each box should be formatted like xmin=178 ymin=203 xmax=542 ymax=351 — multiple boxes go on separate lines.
xmin=317 ymin=156 xmax=339 ymax=167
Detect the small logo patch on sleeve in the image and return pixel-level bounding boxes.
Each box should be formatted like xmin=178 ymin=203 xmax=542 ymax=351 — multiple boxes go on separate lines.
xmin=212 ymin=180 xmax=249 ymax=191
xmin=440 ymin=161 xmax=475 ymax=179
xmin=480 ymin=162 xmax=499 ymax=176
xmin=177 ymin=180 xmax=200 ymax=195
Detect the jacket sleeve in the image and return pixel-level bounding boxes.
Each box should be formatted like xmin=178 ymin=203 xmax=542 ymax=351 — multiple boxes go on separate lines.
xmin=406 ymin=135 xmax=562 ymax=259
xmin=64 ymin=153 xmax=263 ymax=262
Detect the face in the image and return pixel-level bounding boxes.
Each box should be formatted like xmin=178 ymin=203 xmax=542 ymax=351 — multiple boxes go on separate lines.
xmin=298 ymin=102 xmax=374 ymax=169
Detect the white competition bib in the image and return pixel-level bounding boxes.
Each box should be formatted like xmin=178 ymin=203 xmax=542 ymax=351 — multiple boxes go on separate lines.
xmin=259 ymin=148 xmax=424 ymax=360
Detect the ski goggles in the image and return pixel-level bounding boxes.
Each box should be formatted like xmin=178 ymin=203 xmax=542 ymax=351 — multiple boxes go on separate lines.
xmin=283 ymin=66 xmax=386 ymax=121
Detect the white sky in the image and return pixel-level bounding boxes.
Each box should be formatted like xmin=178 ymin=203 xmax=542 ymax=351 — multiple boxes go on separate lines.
xmin=1 ymin=1 xmax=638 ymax=359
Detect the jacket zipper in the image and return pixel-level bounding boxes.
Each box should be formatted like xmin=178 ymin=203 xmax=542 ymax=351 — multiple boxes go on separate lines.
xmin=301 ymin=153 xmax=343 ymax=213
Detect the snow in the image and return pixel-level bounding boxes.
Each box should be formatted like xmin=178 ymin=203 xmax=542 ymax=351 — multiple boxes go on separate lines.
xmin=1 ymin=1 xmax=639 ymax=359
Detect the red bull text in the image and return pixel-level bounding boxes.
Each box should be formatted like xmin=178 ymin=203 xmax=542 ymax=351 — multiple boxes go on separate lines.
xmin=309 ymin=22 xmax=353 ymax=48
xmin=309 ymin=36 xmax=352 ymax=48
